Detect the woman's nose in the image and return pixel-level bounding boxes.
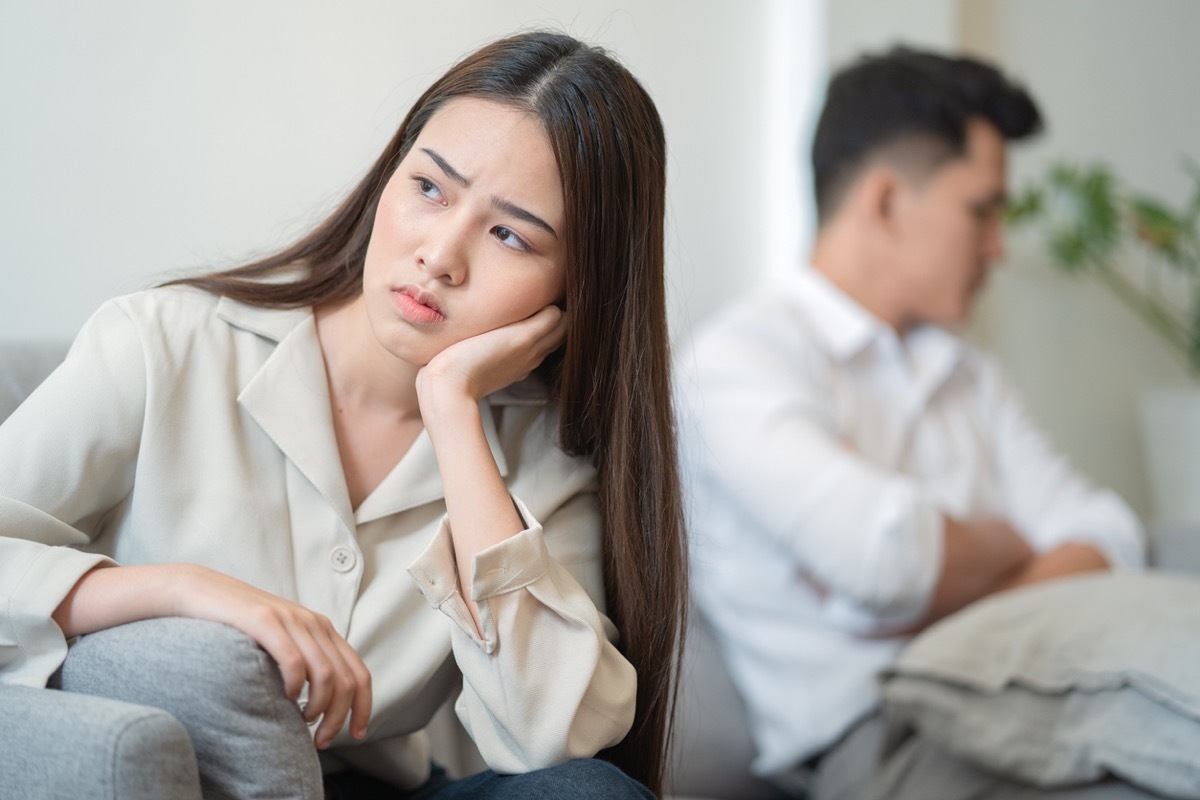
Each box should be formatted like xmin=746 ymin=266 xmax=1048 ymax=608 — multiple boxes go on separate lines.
xmin=416 ymin=213 xmax=469 ymax=285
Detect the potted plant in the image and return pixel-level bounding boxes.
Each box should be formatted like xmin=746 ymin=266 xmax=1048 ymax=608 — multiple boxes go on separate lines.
xmin=1007 ymin=161 xmax=1200 ymax=524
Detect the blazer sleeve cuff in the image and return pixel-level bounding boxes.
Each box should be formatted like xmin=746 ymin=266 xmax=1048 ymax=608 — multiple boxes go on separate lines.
xmin=407 ymin=496 xmax=550 ymax=653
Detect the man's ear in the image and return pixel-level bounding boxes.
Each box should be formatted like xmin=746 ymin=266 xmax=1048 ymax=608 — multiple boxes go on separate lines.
xmin=854 ymin=164 xmax=902 ymax=232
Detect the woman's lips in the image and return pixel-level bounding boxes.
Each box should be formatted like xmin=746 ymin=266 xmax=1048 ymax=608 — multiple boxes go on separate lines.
xmin=393 ymin=288 xmax=445 ymax=324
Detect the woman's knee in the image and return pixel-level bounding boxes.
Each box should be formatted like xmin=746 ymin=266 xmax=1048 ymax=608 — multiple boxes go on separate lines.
xmin=498 ymin=759 xmax=655 ymax=800
xmin=557 ymin=759 xmax=654 ymax=799
xmin=57 ymin=616 xmax=300 ymax=729
xmin=58 ymin=618 xmax=322 ymax=799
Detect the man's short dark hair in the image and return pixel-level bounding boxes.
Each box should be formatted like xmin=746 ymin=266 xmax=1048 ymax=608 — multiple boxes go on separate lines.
xmin=812 ymin=46 xmax=1043 ymax=225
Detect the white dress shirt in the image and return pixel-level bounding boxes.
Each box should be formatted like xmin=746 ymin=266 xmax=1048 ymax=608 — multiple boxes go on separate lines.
xmin=676 ymin=266 xmax=1145 ymax=777
xmin=0 ymin=286 xmax=635 ymax=789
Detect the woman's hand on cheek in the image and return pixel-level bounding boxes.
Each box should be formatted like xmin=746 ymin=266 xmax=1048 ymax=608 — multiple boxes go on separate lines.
xmin=416 ymin=304 xmax=566 ymax=410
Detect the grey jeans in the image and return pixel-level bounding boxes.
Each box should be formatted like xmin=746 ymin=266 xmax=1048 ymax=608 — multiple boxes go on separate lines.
xmin=2 ymin=617 xmax=323 ymax=800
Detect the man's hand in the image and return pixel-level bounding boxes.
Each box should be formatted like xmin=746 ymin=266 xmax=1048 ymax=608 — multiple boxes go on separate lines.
xmin=922 ymin=517 xmax=1035 ymax=627
xmin=917 ymin=523 xmax=1111 ymax=633
xmin=992 ymin=541 xmax=1110 ymax=593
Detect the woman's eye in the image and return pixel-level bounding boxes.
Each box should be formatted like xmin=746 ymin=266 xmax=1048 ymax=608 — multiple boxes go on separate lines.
xmin=493 ymin=226 xmax=531 ymax=252
xmin=413 ymin=177 xmax=443 ymax=202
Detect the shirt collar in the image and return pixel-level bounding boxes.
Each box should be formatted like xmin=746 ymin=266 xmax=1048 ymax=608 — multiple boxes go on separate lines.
xmin=790 ymin=265 xmax=969 ymax=388
xmin=216 ymin=294 xmax=542 ymax=524
xmin=789 ymin=266 xmax=886 ymax=363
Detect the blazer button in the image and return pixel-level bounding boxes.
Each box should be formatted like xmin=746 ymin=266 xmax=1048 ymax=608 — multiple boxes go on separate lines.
xmin=330 ymin=545 xmax=358 ymax=573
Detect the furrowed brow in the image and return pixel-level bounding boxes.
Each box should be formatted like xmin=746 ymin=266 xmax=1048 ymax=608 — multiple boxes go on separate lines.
xmin=421 ymin=148 xmax=470 ymax=187
xmin=492 ymin=197 xmax=558 ymax=239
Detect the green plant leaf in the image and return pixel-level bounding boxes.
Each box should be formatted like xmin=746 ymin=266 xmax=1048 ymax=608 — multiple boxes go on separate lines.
xmin=1005 ymin=188 xmax=1043 ymax=224
xmin=1010 ymin=158 xmax=1200 ymax=374
xmin=1191 ymin=288 xmax=1200 ymax=371
xmin=1129 ymin=196 xmax=1184 ymax=262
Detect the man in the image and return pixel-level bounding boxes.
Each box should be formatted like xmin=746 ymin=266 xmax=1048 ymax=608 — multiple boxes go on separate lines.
xmin=677 ymin=47 xmax=1147 ymax=798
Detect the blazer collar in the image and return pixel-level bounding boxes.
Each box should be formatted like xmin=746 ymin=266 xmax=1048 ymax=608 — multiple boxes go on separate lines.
xmin=219 ymin=297 xmax=517 ymax=529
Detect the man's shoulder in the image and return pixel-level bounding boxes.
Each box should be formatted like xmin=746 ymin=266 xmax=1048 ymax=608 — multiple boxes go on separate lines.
xmin=690 ymin=276 xmax=828 ymax=365
xmin=933 ymin=331 xmax=1008 ymax=391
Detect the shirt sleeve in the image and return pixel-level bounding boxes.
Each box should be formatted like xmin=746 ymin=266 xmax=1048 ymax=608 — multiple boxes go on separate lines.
xmin=680 ymin=326 xmax=943 ymax=630
xmin=407 ymin=493 xmax=635 ymax=773
xmin=0 ymin=299 xmax=146 ymax=686
xmin=981 ymin=358 xmax=1146 ymax=569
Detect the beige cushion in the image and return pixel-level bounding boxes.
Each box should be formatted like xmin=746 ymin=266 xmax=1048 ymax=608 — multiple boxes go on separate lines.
xmin=881 ymin=571 xmax=1200 ymax=798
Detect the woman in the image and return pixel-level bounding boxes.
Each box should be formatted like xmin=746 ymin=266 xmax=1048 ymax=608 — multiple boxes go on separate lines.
xmin=0 ymin=30 xmax=686 ymax=799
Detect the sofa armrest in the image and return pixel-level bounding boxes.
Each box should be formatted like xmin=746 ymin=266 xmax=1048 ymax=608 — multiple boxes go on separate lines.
xmin=0 ymin=684 xmax=202 ymax=800
xmin=1150 ymin=522 xmax=1200 ymax=574
xmin=667 ymin=603 xmax=790 ymax=800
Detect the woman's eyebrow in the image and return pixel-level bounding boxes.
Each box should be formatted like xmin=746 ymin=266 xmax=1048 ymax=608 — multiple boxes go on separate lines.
xmin=421 ymin=147 xmax=558 ymax=240
xmin=492 ymin=198 xmax=558 ymax=240
xmin=422 ymin=148 xmax=470 ymax=187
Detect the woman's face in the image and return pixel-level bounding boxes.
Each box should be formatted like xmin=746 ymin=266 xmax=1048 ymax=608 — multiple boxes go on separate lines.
xmin=362 ymin=97 xmax=567 ymax=366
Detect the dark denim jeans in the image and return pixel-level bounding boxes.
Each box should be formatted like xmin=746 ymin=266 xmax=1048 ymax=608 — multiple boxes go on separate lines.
xmin=325 ymin=759 xmax=656 ymax=800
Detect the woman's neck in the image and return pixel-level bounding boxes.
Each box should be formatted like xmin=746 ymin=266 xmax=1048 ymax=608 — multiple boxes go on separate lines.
xmin=314 ymin=295 xmax=423 ymax=420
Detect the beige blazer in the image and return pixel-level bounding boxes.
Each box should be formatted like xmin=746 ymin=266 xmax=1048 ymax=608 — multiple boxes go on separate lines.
xmin=0 ymin=287 xmax=635 ymax=788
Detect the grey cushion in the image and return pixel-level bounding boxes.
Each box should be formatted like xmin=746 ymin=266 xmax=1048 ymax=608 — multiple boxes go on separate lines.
xmin=0 ymin=338 xmax=69 ymax=422
xmin=881 ymin=572 xmax=1200 ymax=799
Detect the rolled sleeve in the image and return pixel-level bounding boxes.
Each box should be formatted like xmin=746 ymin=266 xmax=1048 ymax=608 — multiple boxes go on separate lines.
xmin=985 ymin=359 xmax=1148 ymax=570
xmin=684 ymin=338 xmax=946 ymax=622
xmin=470 ymin=501 xmax=551 ymax=601
xmin=815 ymin=481 xmax=945 ymax=631
xmin=408 ymin=494 xmax=635 ymax=773
xmin=408 ymin=498 xmax=553 ymax=655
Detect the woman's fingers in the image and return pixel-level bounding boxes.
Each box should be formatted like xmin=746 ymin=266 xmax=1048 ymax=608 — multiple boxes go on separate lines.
xmin=290 ymin=616 xmax=371 ymax=747
xmin=180 ymin=567 xmax=372 ymax=746
xmin=421 ymin=303 xmax=568 ymax=401
xmin=341 ymin=637 xmax=374 ymax=740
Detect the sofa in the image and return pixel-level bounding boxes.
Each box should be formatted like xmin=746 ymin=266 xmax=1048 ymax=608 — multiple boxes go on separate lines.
xmin=4 ymin=338 xmax=1200 ymax=800
xmin=0 ymin=338 xmax=783 ymax=799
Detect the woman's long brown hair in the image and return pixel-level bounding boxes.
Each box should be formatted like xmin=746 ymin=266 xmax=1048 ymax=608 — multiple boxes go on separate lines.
xmin=168 ymin=31 xmax=686 ymax=796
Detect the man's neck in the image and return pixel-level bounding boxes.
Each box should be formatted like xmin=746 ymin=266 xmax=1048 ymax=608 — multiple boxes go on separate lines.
xmin=811 ymin=229 xmax=910 ymax=335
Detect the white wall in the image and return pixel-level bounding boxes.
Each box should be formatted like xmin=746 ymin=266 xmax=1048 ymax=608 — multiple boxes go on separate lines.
xmin=825 ymin=0 xmax=958 ymax=65
xmin=8 ymin=1 xmax=1190 ymax=521
xmin=828 ymin=0 xmax=1200 ymax=519
xmin=0 ymin=1 xmax=823 ymax=344
xmin=961 ymin=0 xmax=1200 ymax=520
